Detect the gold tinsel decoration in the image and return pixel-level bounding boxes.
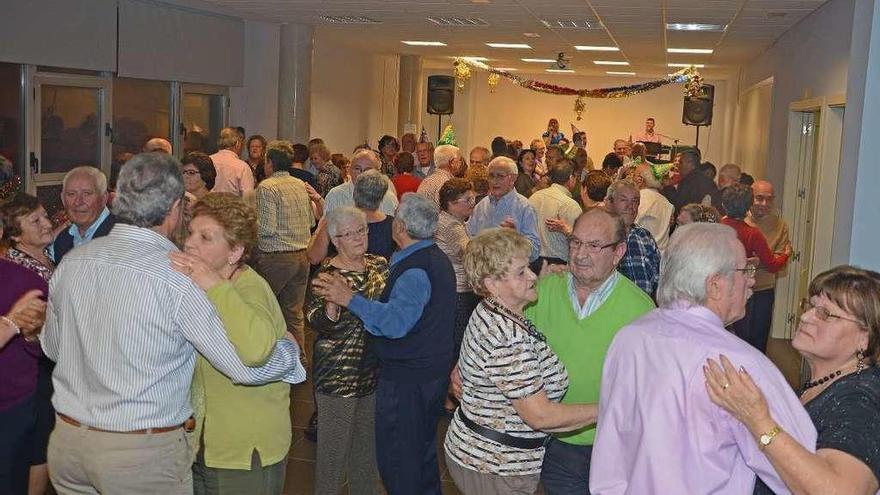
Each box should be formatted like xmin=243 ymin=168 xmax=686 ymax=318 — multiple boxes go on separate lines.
xmin=453 ymin=61 xmax=471 ymax=92
xmin=573 ymin=96 xmax=586 ymax=121
xmin=487 ymin=73 xmax=500 ymax=93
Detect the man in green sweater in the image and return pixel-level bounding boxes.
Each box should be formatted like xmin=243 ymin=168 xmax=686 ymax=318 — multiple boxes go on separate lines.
xmin=525 ymin=207 xmax=655 ymax=494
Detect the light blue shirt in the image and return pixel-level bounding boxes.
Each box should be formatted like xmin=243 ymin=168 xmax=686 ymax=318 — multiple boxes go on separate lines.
xmin=348 ymin=240 xmax=433 ymax=339
xmin=48 ymin=207 xmax=111 ymax=262
xmin=467 ymin=189 xmax=541 ymax=261
xmin=567 ymin=271 xmax=620 ymax=320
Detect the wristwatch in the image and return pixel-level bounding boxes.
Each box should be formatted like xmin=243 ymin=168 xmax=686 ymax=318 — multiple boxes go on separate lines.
xmin=759 ymin=425 xmax=781 ymax=451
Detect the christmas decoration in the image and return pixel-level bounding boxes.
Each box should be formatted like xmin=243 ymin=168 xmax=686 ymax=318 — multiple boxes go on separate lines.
xmin=453 ymin=60 xmax=471 ymax=92
xmin=650 ymin=162 xmax=674 ymax=182
xmin=437 ymin=124 xmax=457 ymax=146
xmin=0 ymin=175 xmax=21 ymax=202
xmin=573 ymin=96 xmax=586 ymax=121
xmin=487 ymin=73 xmax=500 ymax=93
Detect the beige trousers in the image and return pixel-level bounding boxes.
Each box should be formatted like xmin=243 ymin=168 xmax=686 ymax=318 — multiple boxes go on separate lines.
xmin=254 ymin=250 xmax=310 ymax=349
xmin=446 ymin=453 xmax=541 ymax=495
xmin=48 ymin=418 xmax=193 ymax=495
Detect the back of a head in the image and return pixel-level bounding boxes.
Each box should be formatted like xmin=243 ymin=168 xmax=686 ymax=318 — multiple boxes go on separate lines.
xmin=308 ymin=138 xmax=325 ymax=147
xmin=292 ymin=144 xmax=309 ymax=165
xmin=217 ymin=127 xmax=241 ymax=150
xmin=353 ymin=169 xmax=389 ymax=211
xmin=602 ymin=152 xmax=623 ymax=171
xmin=657 ymin=222 xmax=738 ymax=307
xmin=679 ymin=150 xmax=701 ymax=174
xmin=434 ymin=144 xmax=460 ymax=170
xmin=491 ymin=136 xmax=508 ymax=156
xmin=573 ymin=207 xmax=627 ymax=242
xmin=266 ymin=140 xmax=295 ymax=172
xmin=397 ymin=192 xmax=439 ymax=240
xmin=720 ymin=183 xmax=753 ymax=219
xmin=143 ymin=137 xmax=172 ymax=155
xmin=699 ymin=162 xmax=717 ymax=180
xmin=489 ymin=156 xmax=518 ymax=176
xmin=63 ymin=166 xmax=108 ymax=195
xmin=113 ymin=152 xmax=184 ymax=228
xmin=585 ymin=170 xmax=613 ymax=202
xmin=548 ymin=161 xmax=574 ymax=185
xmin=396 ymin=152 xmax=415 ymax=173
xmin=719 ymin=163 xmax=742 ymax=184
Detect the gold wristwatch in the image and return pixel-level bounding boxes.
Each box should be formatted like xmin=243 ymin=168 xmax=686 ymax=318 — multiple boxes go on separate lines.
xmin=759 ymin=425 xmax=781 ymax=451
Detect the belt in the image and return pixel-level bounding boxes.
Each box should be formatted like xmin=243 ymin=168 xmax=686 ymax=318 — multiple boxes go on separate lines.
xmin=456 ymin=408 xmax=548 ymax=450
xmin=57 ymin=413 xmax=195 ymax=435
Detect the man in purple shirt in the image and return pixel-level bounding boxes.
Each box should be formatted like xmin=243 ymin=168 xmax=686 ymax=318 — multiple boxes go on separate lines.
xmin=590 ymin=222 xmax=817 ymax=494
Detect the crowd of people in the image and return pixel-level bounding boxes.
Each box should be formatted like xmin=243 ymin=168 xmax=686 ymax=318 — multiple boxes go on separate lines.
xmin=0 ymin=120 xmax=878 ymax=495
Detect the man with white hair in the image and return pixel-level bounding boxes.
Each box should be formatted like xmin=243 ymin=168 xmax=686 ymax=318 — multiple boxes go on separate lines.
xmin=142 ymin=137 xmax=172 ymax=154
xmin=467 ymin=156 xmax=541 ymax=263
xmin=605 ymin=180 xmax=661 ymax=296
xmin=633 ymin=163 xmax=674 ymax=252
xmin=590 ymin=222 xmax=817 ymax=494
xmin=416 ymin=144 xmax=465 ymax=206
xmin=51 ymin=166 xmax=117 ymax=263
xmin=718 ymin=163 xmax=743 ymax=189
xmin=324 ymin=149 xmax=398 ymax=215
xmin=210 ymin=127 xmax=255 ymax=196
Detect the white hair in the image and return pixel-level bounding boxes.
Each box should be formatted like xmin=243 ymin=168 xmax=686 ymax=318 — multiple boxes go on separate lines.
xmin=719 ymin=163 xmax=742 ymax=182
xmin=657 ymin=223 xmax=739 ymax=307
xmin=488 ymin=156 xmax=518 ymax=175
xmin=325 ymin=207 xmax=367 ymax=237
xmin=397 ymin=192 xmax=439 ymax=239
xmin=351 ymin=148 xmax=380 ymax=170
xmin=606 ymin=179 xmax=638 ymax=201
xmin=434 ymin=144 xmax=460 ymax=170
xmin=63 ymin=166 xmax=108 ymax=195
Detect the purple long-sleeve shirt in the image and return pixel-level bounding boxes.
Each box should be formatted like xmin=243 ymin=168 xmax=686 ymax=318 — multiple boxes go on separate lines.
xmin=0 ymin=258 xmax=47 ymax=411
xmin=590 ymin=302 xmax=817 ymax=495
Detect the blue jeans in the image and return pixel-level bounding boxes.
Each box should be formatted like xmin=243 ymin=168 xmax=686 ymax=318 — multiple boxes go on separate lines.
xmin=540 ymin=438 xmax=593 ymax=495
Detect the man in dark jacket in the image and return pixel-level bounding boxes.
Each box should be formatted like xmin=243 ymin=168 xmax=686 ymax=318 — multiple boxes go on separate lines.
xmin=51 ymin=166 xmax=117 ymax=264
xmin=671 ymin=149 xmax=721 ymax=216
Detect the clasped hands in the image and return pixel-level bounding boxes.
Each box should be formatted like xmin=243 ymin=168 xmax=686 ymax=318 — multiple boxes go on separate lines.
xmin=6 ymin=289 xmax=47 ymax=341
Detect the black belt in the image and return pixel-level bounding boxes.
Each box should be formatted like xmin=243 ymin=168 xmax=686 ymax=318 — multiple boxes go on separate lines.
xmin=456 ymin=408 xmax=548 ymax=450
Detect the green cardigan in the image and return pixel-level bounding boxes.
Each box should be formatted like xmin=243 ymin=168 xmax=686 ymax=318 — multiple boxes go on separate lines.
xmin=525 ymin=273 xmax=655 ymax=445
xmin=192 ymin=267 xmax=291 ymax=469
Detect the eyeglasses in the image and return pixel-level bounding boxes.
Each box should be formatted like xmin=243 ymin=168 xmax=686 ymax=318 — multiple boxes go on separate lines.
xmin=800 ymin=299 xmax=867 ymax=327
xmin=733 ymin=263 xmax=757 ymax=278
xmin=453 ymin=196 xmax=476 ymax=205
xmin=332 ymin=226 xmax=368 ymax=241
xmin=568 ymin=236 xmax=620 ymax=253
xmin=182 ymin=170 xmax=200 ymax=176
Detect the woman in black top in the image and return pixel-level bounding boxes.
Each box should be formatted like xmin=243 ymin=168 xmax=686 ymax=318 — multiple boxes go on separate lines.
xmin=705 ymin=265 xmax=880 ymax=495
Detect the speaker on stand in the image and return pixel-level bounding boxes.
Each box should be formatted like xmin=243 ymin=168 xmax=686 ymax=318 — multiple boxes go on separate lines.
xmin=682 ymin=83 xmax=714 ymax=149
xmin=427 ymin=75 xmax=455 ymax=141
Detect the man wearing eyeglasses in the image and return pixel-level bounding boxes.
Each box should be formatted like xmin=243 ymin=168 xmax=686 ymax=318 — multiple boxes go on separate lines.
xmin=524 ymin=208 xmax=655 ymax=494
xmin=605 ymin=179 xmax=661 ymax=296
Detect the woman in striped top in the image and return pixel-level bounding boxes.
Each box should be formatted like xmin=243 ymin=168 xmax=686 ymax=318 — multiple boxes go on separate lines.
xmin=444 ymin=228 xmax=598 ymax=495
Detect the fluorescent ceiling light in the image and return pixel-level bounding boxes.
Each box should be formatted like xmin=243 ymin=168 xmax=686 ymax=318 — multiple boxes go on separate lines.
xmin=666 ymin=23 xmax=725 ymax=32
xmin=522 ymin=58 xmax=556 ymax=63
xmin=461 ymin=56 xmax=489 ymax=61
xmin=668 ymin=63 xmax=705 ymax=68
xmin=668 ymin=48 xmax=714 ymax=54
xmin=593 ymin=60 xmax=629 ymax=66
xmin=546 ymin=69 xmax=575 ymax=73
xmin=606 ymin=71 xmax=636 ymax=75
xmin=575 ymin=45 xmax=619 ymax=51
xmin=494 ymin=67 xmax=518 ymax=71
xmin=401 ymin=41 xmax=447 ymax=46
xmin=523 ymin=32 xmax=541 ymax=38
xmin=486 ymin=43 xmax=532 ymax=49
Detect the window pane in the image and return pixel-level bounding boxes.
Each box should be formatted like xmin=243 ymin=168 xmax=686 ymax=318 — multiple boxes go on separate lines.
xmin=182 ymin=93 xmax=224 ymax=155
xmin=40 ymin=85 xmax=101 ymax=174
xmin=35 ymin=183 xmax=64 ymax=220
xmin=0 ymin=62 xmax=23 ymax=188
xmin=112 ymin=78 xmax=171 ymax=188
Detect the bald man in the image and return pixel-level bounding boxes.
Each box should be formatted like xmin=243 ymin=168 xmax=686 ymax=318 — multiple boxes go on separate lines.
xmin=143 ymin=138 xmax=172 ymax=154
xmin=744 ymin=180 xmax=791 ymax=353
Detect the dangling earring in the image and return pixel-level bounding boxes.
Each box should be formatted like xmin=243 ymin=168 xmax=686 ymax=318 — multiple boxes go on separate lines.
xmin=856 ymin=349 xmax=866 ymax=374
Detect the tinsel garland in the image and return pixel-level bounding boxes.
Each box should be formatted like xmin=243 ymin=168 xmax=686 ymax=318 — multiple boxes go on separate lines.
xmin=454 ymin=58 xmax=705 ymax=120
xmin=0 ymin=176 xmax=21 ymax=202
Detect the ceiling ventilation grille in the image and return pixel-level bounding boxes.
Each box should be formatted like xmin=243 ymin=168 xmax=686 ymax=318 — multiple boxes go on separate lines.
xmin=427 ymin=17 xmax=489 ymax=27
xmin=318 ymin=15 xmax=382 ymax=24
xmin=540 ymin=19 xmax=597 ymax=29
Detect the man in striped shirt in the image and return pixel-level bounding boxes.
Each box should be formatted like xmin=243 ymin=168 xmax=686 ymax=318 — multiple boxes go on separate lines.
xmin=42 ymin=153 xmax=305 ymax=494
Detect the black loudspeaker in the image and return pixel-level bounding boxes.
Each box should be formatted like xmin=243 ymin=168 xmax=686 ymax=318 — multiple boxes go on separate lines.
xmin=427 ymin=75 xmax=455 ymax=115
xmin=682 ymin=83 xmax=714 ymax=126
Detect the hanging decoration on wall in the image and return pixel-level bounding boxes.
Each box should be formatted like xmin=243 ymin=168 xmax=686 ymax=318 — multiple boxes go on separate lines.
xmin=0 ymin=176 xmax=21 ymax=202
xmin=453 ymin=57 xmax=705 ymax=120
xmin=487 ymin=73 xmax=500 ymax=93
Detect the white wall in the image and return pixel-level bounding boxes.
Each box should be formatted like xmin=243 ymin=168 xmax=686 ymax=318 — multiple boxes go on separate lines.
xmin=731 ymin=78 xmax=774 ymax=180
xmin=229 ymin=20 xmax=280 ymax=139
xmin=419 ymin=68 xmax=732 ymax=166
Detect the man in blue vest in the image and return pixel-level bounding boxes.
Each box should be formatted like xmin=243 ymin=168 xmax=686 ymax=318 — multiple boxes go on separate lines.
xmin=313 ymin=192 xmax=456 ymax=495
xmin=51 ymin=166 xmax=117 ymax=264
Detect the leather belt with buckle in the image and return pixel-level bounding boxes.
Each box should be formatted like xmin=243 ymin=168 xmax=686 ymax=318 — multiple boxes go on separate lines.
xmin=57 ymin=413 xmax=196 ymax=434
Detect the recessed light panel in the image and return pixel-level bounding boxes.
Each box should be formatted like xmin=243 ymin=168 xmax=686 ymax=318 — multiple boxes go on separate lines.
xmin=461 ymin=56 xmax=489 ymax=62
xmin=606 ymin=71 xmax=636 ymax=75
xmin=541 ymin=19 xmax=596 ymax=29
xmin=546 ymin=69 xmax=575 ymax=73
xmin=667 ymin=48 xmax=714 ymax=54
xmin=522 ymin=58 xmax=556 ymax=63
xmin=575 ymin=46 xmax=619 ymax=51
xmin=319 ymin=15 xmax=381 ymax=24
xmin=494 ymin=68 xmax=518 ymax=71
xmin=593 ymin=60 xmax=629 ymax=66
xmin=427 ymin=16 xmax=489 ymax=26
xmin=402 ymin=41 xmax=447 ymax=46
xmin=668 ymin=63 xmax=706 ymax=68
xmin=486 ymin=43 xmax=532 ymax=49
xmin=666 ymin=23 xmax=725 ymax=32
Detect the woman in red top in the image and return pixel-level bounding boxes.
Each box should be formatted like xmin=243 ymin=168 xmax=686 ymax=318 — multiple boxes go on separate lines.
xmin=720 ymin=183 xmax=791 ymax=273
xmin=390 ymin=152 xmax=422 ymax=200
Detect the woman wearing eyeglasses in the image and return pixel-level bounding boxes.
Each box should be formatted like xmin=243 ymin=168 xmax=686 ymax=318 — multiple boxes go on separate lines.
xmin=306 ymin=206 xmax=389 ymax=495
xmin=181 ymin=152 xmax=217 ymax=200
xmin=704 ymin=265 xmax=880 ymax=495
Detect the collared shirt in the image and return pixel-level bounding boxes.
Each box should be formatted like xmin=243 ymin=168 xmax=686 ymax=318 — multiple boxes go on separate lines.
xmin=434 ymin=211 xmax=470 ymax=292
xmin=324 ymin=181 xmax=398 ymax=217
xmin=48 ymin=207 xmax=111 ymax=262
xmin=467 ymin=189 xmax=541 ymax=261
xmin=413 ymin=160 xmax=435 ymax=179
xmin=348 ymin=240 xmax=434 ymax=339
xmin=41 ymin=224 xmax=305 ymax=431
xmin=590 ymin=302 xmax=817 ymax=494
xmin=746 ymin=210 xmax=791 ymax=291
xmin=529 ymin=183 xmax=583 ymax=261
xmin=635 ymin=188 xmax=673 ymax=252
xmin=634 ymin=131 xmax=661 ymax=143
xmin=618 ymin=225 xmax=661 ymax=295
xmin=256 ymin=171 xmax=314 ymax=252
xmin=416 ymin=168 xmax=454 ymax=206
xmin=210 ymin=149 xmax=256 ymax=197
xmin=567 ymin=271 xmax=620 ymax=320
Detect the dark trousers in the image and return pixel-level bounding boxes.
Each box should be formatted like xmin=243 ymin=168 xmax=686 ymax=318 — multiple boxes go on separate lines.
xmin=732 ymin=288 xmax=775 ymax=354
xmin=540 ymin=438 xmax=593 ymax=495
xmin=375 ymin=376 xmax=447 ymax=495
xmin=0 ymin=394 xmax=36 ymax=495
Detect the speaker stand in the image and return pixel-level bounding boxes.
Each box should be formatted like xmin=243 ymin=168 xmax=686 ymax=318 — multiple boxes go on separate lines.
xmin=695 ymin=125 xmax=702 ymax=150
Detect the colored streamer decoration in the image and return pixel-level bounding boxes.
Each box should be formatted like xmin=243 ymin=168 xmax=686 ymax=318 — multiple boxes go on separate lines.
xmin=487 ymin=73 xmax=500 ymax=93
xmin=454 ymin=57 xmax=704 ymax=120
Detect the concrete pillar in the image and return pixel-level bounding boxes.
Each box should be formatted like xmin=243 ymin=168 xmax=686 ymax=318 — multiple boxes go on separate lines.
xmin=398 ymin=55 xmax=423 ymax=137
xmin=277 ymin=23 xmax=313 ymax=143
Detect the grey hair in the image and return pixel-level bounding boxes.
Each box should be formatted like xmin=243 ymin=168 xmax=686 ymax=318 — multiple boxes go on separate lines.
xmin=112 ymin=152 xmax=184 ymax=228
xmin=606 ymin=179 xmax=638 ymax=201
xmin=719 ymin=163 xmax=742 ymax=182
xmin=657 ymin=223 xmax=739 ymax=307
xmin=397 ymin=192 xmax=439 ymax=239
xmin=325 ymin=207 xmax=367 ymax=238
xmin=63 ymin=166 xmax=108 ymax=195
xmin=434 ymin=144 xmax=460 ymax=170
xmin=143 ymin=137 xmax=172 ymax=154
xmin=351 ymin=148 xmax=380 ymax=170
xmin=488 ymin=156 xmax=518 ymax=176
xmin=354 ymin=169 xmax=390 ymax=210
xmin=638 ymin=166 xmax=662 ymax=189
xmin=217 ymin=127 xmax=241 ymax=150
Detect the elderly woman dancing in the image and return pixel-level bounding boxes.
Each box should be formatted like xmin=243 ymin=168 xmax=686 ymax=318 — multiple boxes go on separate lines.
xmin=705 ymin=265 xmax=880 ymax=495
xmin=444 ymin=228 xmax=598 ymax=495
xmin=306 ymin=206 xmax=388 ymax=494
